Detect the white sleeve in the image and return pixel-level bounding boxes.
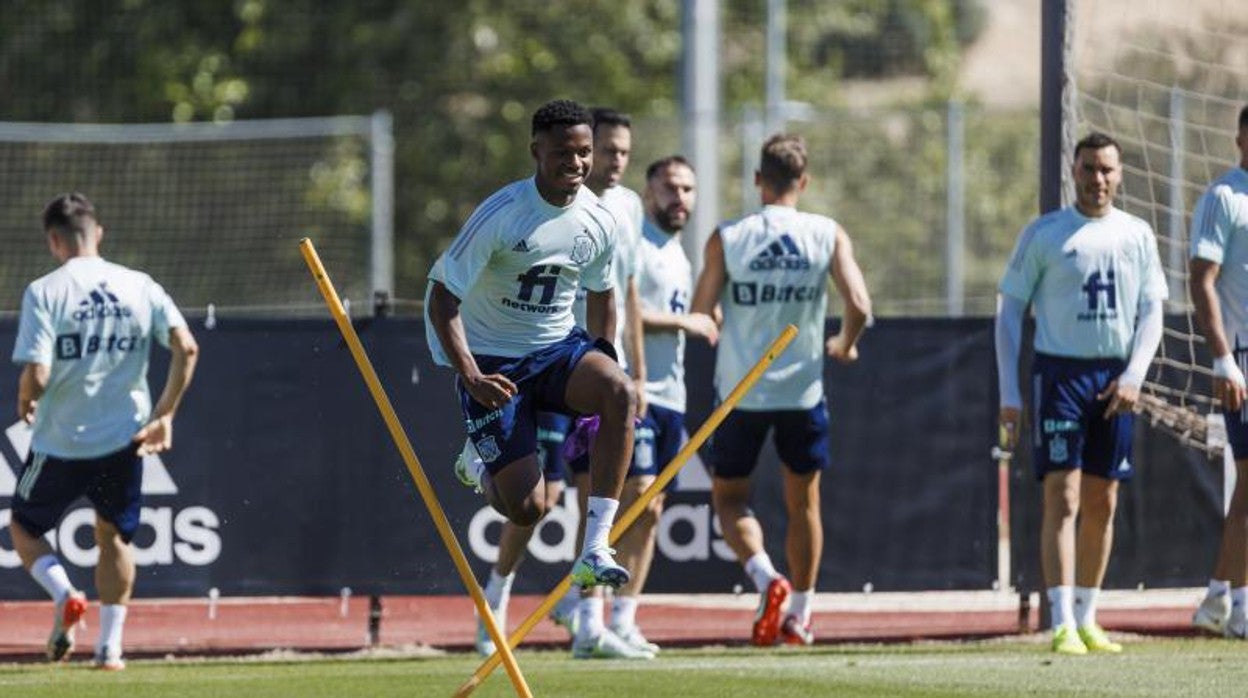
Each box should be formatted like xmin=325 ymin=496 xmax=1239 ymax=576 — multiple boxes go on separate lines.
xmin=148 ymin=279 xmax=187 ymax=348
xmin=998 ymin=222 xmax=1041 ymax=303
xmin=1191 ymin=185 xmax=1231 ymax=264
xmin=995 ymin=293 xmax=1026 ymax=409
xmin=1119 ymin=296 xmax=1163 ymax=389
xmin=434 ymin=209 xmax=501 ymax=298
xmin=12 ymin=285 xmax=53 ymax=366
xmin=1141 ymin=229 xmax=1170 ymax=301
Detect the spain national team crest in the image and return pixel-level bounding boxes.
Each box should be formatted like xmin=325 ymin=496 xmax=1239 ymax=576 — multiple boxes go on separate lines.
xmin=1048 ymin=434 xmax=1069 ymax=464
xmin=571 ymin=233 xmax=596 ymax=265
xmin=475 ymin=436 xmax=501 ymax=463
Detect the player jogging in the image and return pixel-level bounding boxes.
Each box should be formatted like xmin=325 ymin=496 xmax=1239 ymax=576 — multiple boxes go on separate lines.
xmin=689 ymin=133 xmax=872 ymax=647
xmin=10 ymin=192 xmax=199 ymax=669
xmin=425 ymin=99 xmax=637 ymax=598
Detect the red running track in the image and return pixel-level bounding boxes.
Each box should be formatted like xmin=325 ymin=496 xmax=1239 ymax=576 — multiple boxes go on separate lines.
xmin=0 ymin=594 xmax=1201 ymax=660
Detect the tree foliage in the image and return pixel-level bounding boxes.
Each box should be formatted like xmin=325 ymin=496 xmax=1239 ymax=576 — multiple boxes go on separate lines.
xmin=1 ymin=0 xmax=1009 ymax=312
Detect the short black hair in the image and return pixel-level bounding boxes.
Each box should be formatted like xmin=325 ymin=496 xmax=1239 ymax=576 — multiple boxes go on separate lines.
xmin=531 ymin=99 xmax=593 ymax=136
xmin=645 ymin=155 xmax=693 ymax=181
xmin=1239 ymin=104 xmax=1248 ymax=130
xmin=591 ymin=107 xmax=631 ymax=134
xmin=42 ymin=192 xmax=97 ymax=240
xmin=1073 ymin=132 xmax=1121 ymax=159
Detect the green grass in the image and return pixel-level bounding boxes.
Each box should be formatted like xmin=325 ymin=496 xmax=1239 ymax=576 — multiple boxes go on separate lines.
xmin=3 ymin=638 xmax=1247 ymax=697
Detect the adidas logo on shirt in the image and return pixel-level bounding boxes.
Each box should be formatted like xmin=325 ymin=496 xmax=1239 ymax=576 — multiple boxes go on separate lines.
xmin=748 ymin=234 xmax=810 ymax=271
xmin=71 ymin=282 xmax=132 ymax=321
xmin=511 ymin=239 xmax=531 ymax=253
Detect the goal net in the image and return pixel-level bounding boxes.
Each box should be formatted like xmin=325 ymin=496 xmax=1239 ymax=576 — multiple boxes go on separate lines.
xmin=0 ymin=114 xmax=393 ymax=318
xmin=1072 ymin=0 xmax=1248 ymax=455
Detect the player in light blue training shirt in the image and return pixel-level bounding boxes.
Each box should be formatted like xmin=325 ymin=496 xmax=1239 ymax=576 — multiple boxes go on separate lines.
xmin=996 ymin=132 xmax=1167 ymax=655
xmin=425 ymin=100 xmax=638 ymax=600
xmin=1189 ymin=105 xmax=1248 ymax=638
xmin=468 ymin=107 xmax=656 ymax=661
xmin=592 ymin=155 xmax=715 ymax=656
xmin=690 ymin=134 xmax=872 ymax=648
xmin=10 ymin=193 xmax=199 ymax=670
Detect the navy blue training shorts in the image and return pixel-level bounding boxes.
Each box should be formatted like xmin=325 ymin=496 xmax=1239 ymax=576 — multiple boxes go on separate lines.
xmin=1031 ymin=353 xmax=1134 ymax=481
xmin=458 ymin=327 xmax=614 ymax=476
xmin=11 ymin=444 xmax=144 ymax=543
xmin=569 ymin=403 xmax=685 ymax=491
xmin=705 ymin=399 xmax=830 ymax=479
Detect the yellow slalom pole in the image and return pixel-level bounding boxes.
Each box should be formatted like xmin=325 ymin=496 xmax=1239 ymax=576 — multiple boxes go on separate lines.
xmin=299 ymin=239 xmax=532 ymax=698
xmin=456 ymin=324 xmax=799 ymax=697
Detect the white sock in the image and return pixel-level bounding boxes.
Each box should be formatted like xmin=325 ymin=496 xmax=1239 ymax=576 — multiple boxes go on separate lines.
xmin=611 ymin=595 xmax=639 ymax=631
xmin=1046 ymin=585 xmax=1075 ymax=631
xmin=1073 ymin=586 xmax=1099 ymax=628
xmin=575 ymin=596 xmax=605 ymax=643
xmin=96 ymin=604 xmax=127 ymax=656
xmin=483 ymin=569 xmax=514 ymax=610
xmin=789 ymin=589 xmax=814 ymax=625
xmin=582 ymin=497 xmax=619 ymax=553
xmin=744 ymin=552 xmax=779 ymax=593
xmin=1232 ymin=587 xmax=1248 ymax=614
xmin=30 ymin=554 xmax=74 ymax=602
xmin=1208 ymin=579 xmax=1231 ymax=599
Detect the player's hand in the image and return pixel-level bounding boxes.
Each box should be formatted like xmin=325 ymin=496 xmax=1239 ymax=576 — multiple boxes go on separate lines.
xmin=1097 ymin=380 xmax=1140 ymax=419
xmin=18 ymin=398 xmax=36 ymax=424
xmin=633 ymin=378 xmax=648 ymax=418
xmin=133 ymin=414 xmax=174 ymax=455
xmin=684 ymin=313 xmax=719 ymax=345
xmin=1215 ymin=376 xmax=1247 ymax=413
xmin=825 ymin=334 xmax=859 ymax=364
xmin=998 ymin=406 xmax=1021 ymax=450
xmin=463 ymin=372 xmax=517 ymax=411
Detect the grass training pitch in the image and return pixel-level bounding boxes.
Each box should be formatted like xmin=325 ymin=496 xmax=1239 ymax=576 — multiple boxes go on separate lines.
xmin=2 ymin=637 xmax=1246 ymax=697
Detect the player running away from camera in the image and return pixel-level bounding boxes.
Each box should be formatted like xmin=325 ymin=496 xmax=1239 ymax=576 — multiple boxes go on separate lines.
xmin=1190 ymin=105 xmax=1248 ymax=639
xmin=996 ymin=132 xmax=1167 ymax=655
xmin=688 ymin=134 xmax=872 ymax=647
xmin=10 ymin=193 xmax=199 ymax=670
xmin=468 ymin=107 xmax=652 ymax=660
xmin=425 ymin=100 xmax=637 ymax=606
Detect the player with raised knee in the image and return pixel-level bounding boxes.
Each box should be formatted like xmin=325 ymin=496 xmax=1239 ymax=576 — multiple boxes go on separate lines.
xmin=465 ymin=106 xmax=651 ymax=659
xmin=425 ymin=99 xmax=637 ymax=606
xmin=996 ymin=132 xmax=1167 ymax=655
xmin=689 ymin=134 xmax=872 ymax=647
xmin=1190 ymin=104 xmax=1248 ymax=639
xmin=10 ymin=192 xmax=199 ymax=669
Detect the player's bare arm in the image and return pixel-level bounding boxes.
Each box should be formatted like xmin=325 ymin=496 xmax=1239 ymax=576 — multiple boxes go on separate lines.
xmin=1191 ymin=257 xmax=1246 ymax=411
xmin=17 ymin=362 xmax=49 ymax=424
xmin=428 ymin=280 xmax=517 ymax=409
xmin=826 ymin=226 xmax=872 ymax=364
xmin=688 ymin=228 xmax=726 ymax=345
xmin=585 ymin=288 xmax=618 ymax=348
xmin=134 ymin=326 xmax=200 ymax=456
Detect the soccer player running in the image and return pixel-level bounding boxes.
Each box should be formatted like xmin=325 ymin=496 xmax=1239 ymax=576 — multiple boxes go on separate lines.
xmin=688 ymin=134 xmax=872 ymax=647
xmin=996 ymin=132 xmax=1167 ymax=655
xmin=10 ymin=193 xmax=199 ymax=669
xmin=469 ymin=107 xmax=650 ymax=659
xmin=425 ymin=100 xmax=637 ymax=615
xmin=1190 ymin=104 xmax=1248 ymax=639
